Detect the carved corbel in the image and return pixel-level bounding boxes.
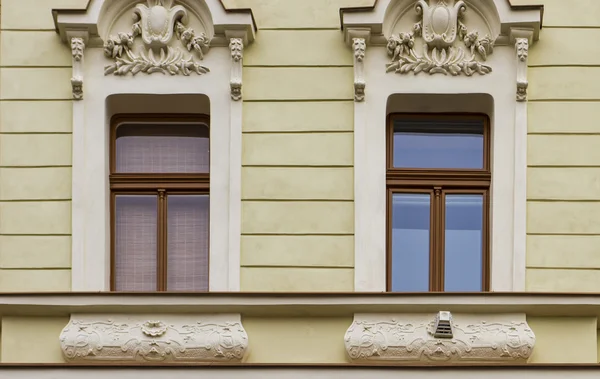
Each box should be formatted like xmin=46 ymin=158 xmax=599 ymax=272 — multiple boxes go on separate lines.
xmin=70 ymin=37 xmax=86 ymax=100
xmin=347 ymin=29 xmax=370 ymax=102
xmin=229 ymin=38 xmax=244 ymax=101
xmin=515 ymin=38 xmax=529 ymax=102
xmin=352 ymin=38 xmax=366 ymax=102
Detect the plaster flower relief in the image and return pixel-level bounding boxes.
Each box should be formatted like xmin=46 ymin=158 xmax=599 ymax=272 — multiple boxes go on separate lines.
xmin=103 ymin=0 xmax=210 ymax=76
xmin=344 ymin=314 xmax=535 ymax=363
xmin=386 ymin=0 xmax=495 ymax=76
xmin=60 ymin=315 xmax=248 ymax=362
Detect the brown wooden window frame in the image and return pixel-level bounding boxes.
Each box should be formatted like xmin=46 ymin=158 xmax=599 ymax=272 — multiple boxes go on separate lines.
xmin=109 ymin=113 xmax=210 ymax=292
xmin=386 ymin=113 xmax=491 ymax=292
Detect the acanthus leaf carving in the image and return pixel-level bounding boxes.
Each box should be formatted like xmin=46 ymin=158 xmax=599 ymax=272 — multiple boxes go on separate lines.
xmin=387 ymin=0 xmax=494 ymax=77
xmin=344 ymin=314 xmax=535 ymax=363
xmin=60 ymin=315 xmax=248 ymax=363
xmin=103 ymin=0 xmax=210 ymax=77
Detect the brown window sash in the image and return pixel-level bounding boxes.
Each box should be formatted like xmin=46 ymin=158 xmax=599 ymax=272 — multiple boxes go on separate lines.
xmin=109 ymin=114 xmax=210 ymax=292
xmin=386 ymin=113 xmax=491 ymax=292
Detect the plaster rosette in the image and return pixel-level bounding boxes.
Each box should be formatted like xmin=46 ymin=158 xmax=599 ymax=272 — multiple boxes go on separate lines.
xmin=60 ymin=314 xmax=248 ymax=363
xmin=344 ymin=313 xmax=535 ymax=364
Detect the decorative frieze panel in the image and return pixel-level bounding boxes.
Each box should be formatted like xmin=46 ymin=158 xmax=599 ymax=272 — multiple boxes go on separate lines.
xmin=60 ymin=314 xmax=248 ymax=363
xmin=103 ymin=0 xmax=210 ymax=76
xmin=344 ymin=313 xmax=535 ymax=364
xmin=386 ymin=0 xmax=494 ymax=76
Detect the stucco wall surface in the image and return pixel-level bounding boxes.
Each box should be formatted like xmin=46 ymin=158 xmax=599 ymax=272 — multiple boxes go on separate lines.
xmin=0 ymin=0 xmax=82 ymax=291
xmin=514 ymin=0 xmax=600 ymax=292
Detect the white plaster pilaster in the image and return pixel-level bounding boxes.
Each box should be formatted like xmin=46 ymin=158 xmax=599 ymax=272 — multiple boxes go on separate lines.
xmin=68 ymin=32 xmax=88 ymax=291
xmin=511 ymin=29 xmax=533 ymax=291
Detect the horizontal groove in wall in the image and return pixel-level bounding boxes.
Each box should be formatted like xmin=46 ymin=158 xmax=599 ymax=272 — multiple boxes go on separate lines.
xmin=529 ymin=64 xmax=600 ymax=68
xmin=240 ymin=265 xmax=353 ymax=269
xmin=0 ymin=132 xmax=72 ymax=135
xmin=242 ymin=165 xmax=354 ymax=168
xmin=0 ymin=199 xmax=71 ymax=203
xmin=0 ymin=234 xmax=72 ymax=237
xmin=0 ymin=267 xmax=70 ymax=271
xmin=527 ymin=165 xmax=600 ymax=168
xmin=0 ymin=166 xmax=73 ymax=169
xmin=242 ymin=199 xmax=353 ymax=203
xmin=527 ymin=199 xmax=600 ymax=203
xmin=543 ymin=26 xmax=600 ymax=30
xmin=0 ymin=29 xmax=57 ymax=32
xmin=0 ymin=66 xmax=72 ymax=69
xmin=528 ymin=132 xmax=600 ymax=136
xmin=243 ymin=99 xmax=354 ymax=103
xmin=527 ymin=233 xmax=600 ymax=236
xmin=0 ymin=99 xmax=74 ymax=102
xmin=257 ymin=28 xmax=340 ymax=31
xmin=244 ymin=65 xmax=353 ymax=68
xmin=243 ymin=130 xmax=353 ymax=135
xmin=526 ymin=266 xmax=600 ymax=271
xmin=242 ymin=233 xmax=354 ymax=237
xmin=529 ymin=99 xmax=600 ymax=103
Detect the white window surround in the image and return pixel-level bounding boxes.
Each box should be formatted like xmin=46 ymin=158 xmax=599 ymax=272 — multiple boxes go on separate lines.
xmin=53 ymin=0 xmax=255 ymax=291
xmin=341 ymin=0 xmax=542 ymax=292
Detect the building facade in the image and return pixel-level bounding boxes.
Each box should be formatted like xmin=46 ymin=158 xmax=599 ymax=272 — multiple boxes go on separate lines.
xmin=0 ymin=0 xmax=599 ymax=377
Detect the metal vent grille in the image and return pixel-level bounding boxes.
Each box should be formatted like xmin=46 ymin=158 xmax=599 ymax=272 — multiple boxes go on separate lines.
xmin=433 ymin=311 xmax=454 ymax=339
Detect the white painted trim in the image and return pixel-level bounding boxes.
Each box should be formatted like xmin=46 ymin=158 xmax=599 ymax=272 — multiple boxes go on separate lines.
xmin=345 ymin=1 xmax=541 ymax=292
xmin=55 ymin=1 xmax=254 ymax=292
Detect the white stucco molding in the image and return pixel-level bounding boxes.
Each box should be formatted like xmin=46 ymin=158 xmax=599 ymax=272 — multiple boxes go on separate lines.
xmin=52 ymin=0 xmax=255 ymax=292
xmin=60 ymin=314 xmax=248 ymax=362
xmin=344 ymin=313 xmax=535 ymax=364
xmin=341 ymin=0 xmax=542 ymax=292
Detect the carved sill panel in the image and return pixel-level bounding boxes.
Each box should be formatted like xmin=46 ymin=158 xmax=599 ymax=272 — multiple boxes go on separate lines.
xmin=345 ymin=313 xmax=535 ymax=364
xmin=60 ymin=314 xmax=248 ymax=363
xmin=387 ymin=0 xmax=494 ymax=76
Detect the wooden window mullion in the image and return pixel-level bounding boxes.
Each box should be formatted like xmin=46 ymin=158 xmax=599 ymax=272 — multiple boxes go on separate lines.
xmin=157 ymin=189 xmax=167 ymax=291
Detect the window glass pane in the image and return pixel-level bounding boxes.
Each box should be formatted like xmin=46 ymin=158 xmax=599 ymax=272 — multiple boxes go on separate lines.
xmin=115 ymin=123 xmax=209 ymax=173
xmin=167 ymin=195 xmax=209 ymax=291
xmin=114 ymin=195 xmax=157 ymax=291
xmin=444 ymin=194 xmax=484 ymax=291
xmin=390 ymin=193 xmax=430 ymax=292
xmin=393 ymin=118 xmax=484 ymax=169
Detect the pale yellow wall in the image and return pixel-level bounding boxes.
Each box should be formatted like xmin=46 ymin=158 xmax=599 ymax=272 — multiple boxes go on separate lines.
xmin=243 ymin=317 xmax=351 ymax=363
xmin=232 ymin=1 xmax=358 ymax=291
xmin=0 ymin=316 xmax=68 ymax=363
xmin=528 ymin=317 xmax=598 ymax=363
xmin=0 ymin=0 xmax=84 ymax=290
xmin=520 ymin=0 xmax=600 ymax=292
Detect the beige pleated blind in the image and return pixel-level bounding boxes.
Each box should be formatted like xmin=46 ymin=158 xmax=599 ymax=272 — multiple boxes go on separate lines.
xmin=112 ymin=119 xmax=210 ymax=292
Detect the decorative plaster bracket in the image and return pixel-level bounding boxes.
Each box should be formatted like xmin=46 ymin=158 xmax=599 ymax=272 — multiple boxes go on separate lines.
xmin=69 ymin=33 xmax=88 ymax=100
xmin=60 ymin=314 xmax=249 ymax=363
xmin=344 ymin=313 xmax=535 ymax=363
xmin=229 ymin=37 xmax=243 ymax=101
xmin=512 ymin=29 xmax=532 ymax=102
xmin=347 ymin=29 xmax=370 ymax=102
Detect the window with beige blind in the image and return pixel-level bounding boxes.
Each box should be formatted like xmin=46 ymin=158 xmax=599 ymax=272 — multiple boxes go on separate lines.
xmin=110 ymin=114 xmax=210 ymax=291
